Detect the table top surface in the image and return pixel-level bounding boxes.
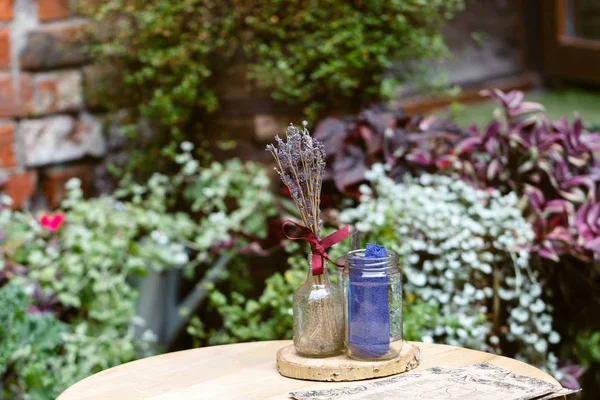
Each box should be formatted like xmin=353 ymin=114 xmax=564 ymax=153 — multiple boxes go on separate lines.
xmin=58 ymin=340 xmax=560 ymax=400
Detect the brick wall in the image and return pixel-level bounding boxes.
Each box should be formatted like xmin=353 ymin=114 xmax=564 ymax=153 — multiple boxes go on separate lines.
xmin=0 ymin=0 xmax=105 ymax=209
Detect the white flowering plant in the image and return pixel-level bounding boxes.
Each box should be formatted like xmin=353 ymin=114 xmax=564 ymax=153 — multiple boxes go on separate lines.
xmin=340 ymin=165 xmax=561 ymax=372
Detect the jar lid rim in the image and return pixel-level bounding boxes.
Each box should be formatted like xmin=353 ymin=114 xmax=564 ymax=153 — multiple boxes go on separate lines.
xmin=345 ymin=248 xmax=399 ymax=264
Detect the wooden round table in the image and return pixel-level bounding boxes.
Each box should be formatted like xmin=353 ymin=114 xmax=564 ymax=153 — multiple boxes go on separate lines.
xmin=58 ymin=340 xmax=561 ymax=400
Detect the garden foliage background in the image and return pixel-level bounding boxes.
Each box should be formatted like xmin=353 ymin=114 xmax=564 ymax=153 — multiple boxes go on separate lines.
xmin=1 ymin=1 xmax=599 ymax=399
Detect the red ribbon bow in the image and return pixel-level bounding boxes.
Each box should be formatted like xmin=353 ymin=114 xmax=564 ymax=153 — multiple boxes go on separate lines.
xmin=282 ymin=220 xmax=349 ymax=275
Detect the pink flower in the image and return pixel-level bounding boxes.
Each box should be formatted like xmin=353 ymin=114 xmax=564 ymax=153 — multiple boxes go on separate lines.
xmin=435 ymin=158 xmax=453 ymax=169
xmin=39 ymin=212 xmax=65 ymax=232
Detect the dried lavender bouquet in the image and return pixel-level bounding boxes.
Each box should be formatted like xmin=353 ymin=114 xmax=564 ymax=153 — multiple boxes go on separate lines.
xmin=267 ymin=122 xmax=347 ymax=357
xmin=266 ymin=121 xmax=325 ymax=236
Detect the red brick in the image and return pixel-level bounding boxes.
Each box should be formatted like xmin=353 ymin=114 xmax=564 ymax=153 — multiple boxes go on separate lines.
xmin=21 ymin=114 xmax=105 ymax=167
xmin=0 ymin=0 xmax=12 ymax=22
xmin=36 ymin=80 xmax=56 ymax=109
xmin=0 ymin=121 xmax=16 ymax=168
xmin=20 ymin=23 xmax=88 ymax=71
xmin=43 ymin=164 xmax=92 ymax=208
xmin=0 ymin=74 xmax=34 ymax=118
xmin=34 ymin=70 xmax=82 ymax=114
xmin=38 ymin=0 xmax=70 ymax=22
xmin=3 ymin=170 xmax=38 ymax=209
xmin=0 ymin=29 xmax=10 ymax=69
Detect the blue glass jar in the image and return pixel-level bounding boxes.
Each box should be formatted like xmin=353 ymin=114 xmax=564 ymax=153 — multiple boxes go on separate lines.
xmin=343 ymin=249 xmax=403 ymax=361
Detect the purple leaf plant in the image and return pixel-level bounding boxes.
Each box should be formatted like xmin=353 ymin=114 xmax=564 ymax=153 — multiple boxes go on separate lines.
xmin=313 ymin=90 xmax=600 ymax=263
xmin=556 ymin=363 xmax=586 ymax=390
xmin=312 ymin=105 xmax=464 ymax=197
xmin=438 ymin=89 xmax=600 ymax=263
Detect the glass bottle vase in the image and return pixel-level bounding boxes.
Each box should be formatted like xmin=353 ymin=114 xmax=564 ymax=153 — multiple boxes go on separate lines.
xmin=293 ymin=257 xmax=344 ymax=357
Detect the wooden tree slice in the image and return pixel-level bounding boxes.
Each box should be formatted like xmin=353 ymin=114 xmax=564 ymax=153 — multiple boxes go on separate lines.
xmin=276 ymin=341 xmax=420 ymax=382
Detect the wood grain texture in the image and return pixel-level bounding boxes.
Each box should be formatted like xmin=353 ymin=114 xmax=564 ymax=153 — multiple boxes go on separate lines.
xmin=276 ymin=342 xmax=420 ymax=381
xmin=58 ymin=341 xmax=561 ymax=400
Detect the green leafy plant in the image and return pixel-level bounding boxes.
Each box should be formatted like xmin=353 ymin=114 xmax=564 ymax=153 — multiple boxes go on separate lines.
xmin=0 ymin=284 xmax=65 ymax=399
xmin=571 ymin=330 xmax=600 ymax=394
xmin=242 ymin=0 xmax=464 ymax=117
xmin=0 ymin=283 xmax=151 ymax=399
xmin=0 ymin=179 xmax=194 ymax=398
xmin=575 ymin=331 xmax=600 ymax=366
xmin=194 ymin=251 xmax=308 ymax=345
xmin=80 ymin=0 xmax=463 ymax=173
xmin=0 ymin=144 xmax=279 ymax=398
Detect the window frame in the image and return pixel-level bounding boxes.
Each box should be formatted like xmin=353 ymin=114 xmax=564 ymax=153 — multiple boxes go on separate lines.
xmin=542 ymin=0 xmax=600 ymax=84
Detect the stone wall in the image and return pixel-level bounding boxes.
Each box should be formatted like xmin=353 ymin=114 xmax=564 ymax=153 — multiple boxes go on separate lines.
xmin=0 ymin=0 xmax=104 ymax=209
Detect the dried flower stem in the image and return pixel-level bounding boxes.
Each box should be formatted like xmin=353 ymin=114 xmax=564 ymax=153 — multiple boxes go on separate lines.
xmin=266 ymin=122 xmax=326 ymax=237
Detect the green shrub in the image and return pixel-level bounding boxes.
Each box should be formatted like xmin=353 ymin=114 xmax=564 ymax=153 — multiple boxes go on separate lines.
xmin=0 ymin=284 xmax=65 ymax=398
xmin=3 ymin=176 xmax=196 ymax=330
xmin=0 ymin=144 xmax=276 ymax=398
xmin=0 ymin=283 xmax=150 ymax=399
xmin=0 ymin=179 xmax=192 ymax=398
xmin=81 ymin=0 xmax=463 ymax=172
xmin=241 ymin=0 xmax=464 ymax=116
xmin=194 ymin=252 xmax=305 ymax=345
